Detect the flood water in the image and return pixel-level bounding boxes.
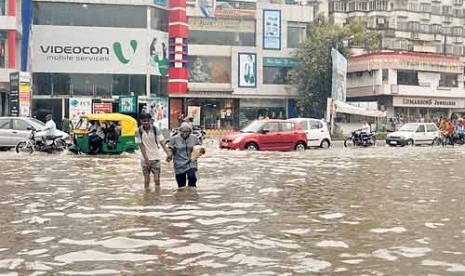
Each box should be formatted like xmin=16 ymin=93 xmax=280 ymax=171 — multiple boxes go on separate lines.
xmin=1 ymin=145 xmax=465 ymax=275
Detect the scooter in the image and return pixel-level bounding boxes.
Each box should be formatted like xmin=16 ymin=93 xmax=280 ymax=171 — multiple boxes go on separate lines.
xmin=16 ymin=127 xmax=67 ymax=154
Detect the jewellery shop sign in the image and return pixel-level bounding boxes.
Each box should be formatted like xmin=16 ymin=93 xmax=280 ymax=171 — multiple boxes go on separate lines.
xmin=393 ymin=97 xmax=465 ymax=108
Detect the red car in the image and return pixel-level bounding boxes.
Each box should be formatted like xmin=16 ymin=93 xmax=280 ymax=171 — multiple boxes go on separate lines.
xmin=219 ymin=119 xmax=307 ymax=151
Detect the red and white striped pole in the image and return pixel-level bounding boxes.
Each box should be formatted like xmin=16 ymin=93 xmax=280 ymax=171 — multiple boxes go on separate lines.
xmin=168 ymin=0 xmax=188 ymax=94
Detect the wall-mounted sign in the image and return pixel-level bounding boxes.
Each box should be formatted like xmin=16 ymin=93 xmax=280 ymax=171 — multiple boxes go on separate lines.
xmin=263 ymin=57 xmax=297 ymax=67
xmin=19 ymin=72 xmax=31 ymax=117
xmin=93 ymin=103 xmax=113 ymax=114
xmin=393 ymin=97 xmax=465 ymax=108
xmin=119 ymin=96 xmax=138 ymax=113
xmin=9 ymin=72 xmax=19 ymax=117
xmin=70 ymin=97 xmax=92 ymax=126
xmin=263 ymin=10 xmax=281 ymax=50
xmin=215 ymin=0 xmax=255 ymax=19
xmin=331 ymin=48 xmax=347 ymax=102
xmin=190 ymin=17 xmax=255 ymax=32
xmin=238 ymin=52 xmax=257 ymax=88
xmin=198 ymin=0 xmax=216 ymax=17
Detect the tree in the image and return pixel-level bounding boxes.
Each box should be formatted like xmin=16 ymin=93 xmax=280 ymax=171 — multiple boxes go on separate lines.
xmin=289 ymin=16 xmax=381 ymax=118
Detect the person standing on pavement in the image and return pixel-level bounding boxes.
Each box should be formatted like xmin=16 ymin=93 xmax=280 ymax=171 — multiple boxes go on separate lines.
xmin=167 ymin=122 xmax=205 ymax=188
xmin=136 ymin=112 xmax=170 ymax=190
xmin=61 ymin=115 xmax=73 ymax=134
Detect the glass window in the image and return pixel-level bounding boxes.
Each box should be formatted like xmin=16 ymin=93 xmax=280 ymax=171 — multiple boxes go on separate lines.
xmin=397 ymin=70 xmax=419 ymax=85
xmin=0 ymin=0 xmax=5 ymax=16
xmin=53 ymin=74 xmax=71 ymax=96
xmin=287 ymin=24 xmax=306 ymax=48
xmin=32 ymin=99 xmax=63 ymax=122
xmin=439 ymin=73 xmax=458 ymax=87
xmin=189 ymin=56 xmax=231 ymax=83
xmin=129 ymin=75 xmax=146 ymax=96
xmin=34 ymin=2 xmax=146 ymax=28
xmin=0 ymin=31 xmax=6 ymax=69
xmin=382 ymin=69 xmax=389 ymax=82
xmin=427 ymin=124 xmax=438 ymax=132
xmin=263 ymin=122 xmax=279 ymax=132
xmin=309 ymin=120 xmax=321 ymax=129
xmin=417 ymin=124 xmax=425 ymax=133
xmin=263 ymin=67 xmax=290 ymax=84
xmin=190 ymin=30 xmax=255 ymax=46
xmin=70 ymin=74 xmax=94 ymax=96
xmin=0 ymin=118 xmax=10 ymax=129
xmin=12 ymin=119 xmax=31 ymax=131
xmin=33 ymin=73 xmax=53 ymax=95
xmin=150 ymin=75 xmax=168 ymax=96
xmin=281 ymin=122 xmax=294 ymax=132
xmin=151 ymin=7 xmax=169 ymax=32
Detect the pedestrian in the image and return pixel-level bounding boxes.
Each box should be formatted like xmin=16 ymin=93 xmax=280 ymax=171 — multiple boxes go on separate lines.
xmin=167 ymin=122 xmax=205 ymax=188
xmin=135 ymin=112 xmax=170 ymax=191
xmin=61 ymin=115 xmax=73 ymax=134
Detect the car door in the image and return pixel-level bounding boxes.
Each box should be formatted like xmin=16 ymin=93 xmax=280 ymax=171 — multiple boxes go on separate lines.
xmin=0 ymin=118 xmax=13 ymax=147
xmin=11 ymin=119 xmax=32 ymax=146
xmin=307 ymin=119 xmax=323 ymax=147
xmin=414 ymin=124 xmax=427 ymax=144
xmin=295 ymin=120 xmax=311 ymax=146
xmin=280 ymin=122 xmax=296 ymax=150
xmin=258 ymin=122 xmax=281 ymax=150
xmin=426 ymin=123 xmax=439 ymax=143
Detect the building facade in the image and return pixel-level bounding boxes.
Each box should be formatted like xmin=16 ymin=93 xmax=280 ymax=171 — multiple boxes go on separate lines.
xmin=347 ymin=52 xmax=465 ymax=122
xmin=330 ymin=0 xmax=465 ymax=57
xmin=0 ymin=0 xmax=22 ymax=116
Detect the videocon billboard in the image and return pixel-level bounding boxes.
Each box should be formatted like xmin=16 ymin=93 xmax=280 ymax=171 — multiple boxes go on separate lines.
xmin=31 ymin=25 xmax=168 ymax=76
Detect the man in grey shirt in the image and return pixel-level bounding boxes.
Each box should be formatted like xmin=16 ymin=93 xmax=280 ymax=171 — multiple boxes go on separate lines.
xmin=167 ymin=123 xmax=205 ymax=188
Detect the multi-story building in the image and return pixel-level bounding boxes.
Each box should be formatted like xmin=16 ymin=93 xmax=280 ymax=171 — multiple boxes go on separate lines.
xmin=0 ymin=0 xmax=22 ymax=115
xmin=346 ymin=52 xmax=465 ymax=122
xmin=329 ymin=0 xmax=465 ymax=57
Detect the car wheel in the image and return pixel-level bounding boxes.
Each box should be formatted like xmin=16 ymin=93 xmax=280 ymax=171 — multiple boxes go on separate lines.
xmin=406 ymin=139 xmax=414 ymax=146
xmin=245 ymin=143 xmax=259 ymax=151
xmin=295 ymin=142 xmax=306 ymax=151
xmin=320 ymin=139 xmax=330 ymax=149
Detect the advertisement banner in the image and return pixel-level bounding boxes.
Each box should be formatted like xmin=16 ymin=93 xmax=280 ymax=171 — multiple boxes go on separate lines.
xmin=263 ymin=10 xmax=281 ymax=50
xmin=19 ymin=72 xmax=31 ymax=117
xmin=238 ymin=52 xmax=257 ymax=88
xmin=93 ymin=103 xmax=113 ymax=114
xmin=119 ymin=96 xmax=138 ymax=113
xmin=148 ymin=97 xmax=169 ymax=130
xmin=331 ymin=48 xmax=347 ymax=102
xmin=189 ymin=17 xmax=255 ymax=32
xmin=31 ymin=25 xmax=168 ymax=75
xmin=69 ymin=98 xmax=92 ymax=126
xmin=263 ymin=57 xmax=297 ymax=67
xmin=189 ymin=56 xmax=231 ymax=83
xmin=187 ymin=106 xmax=201 ymax=126
xmin=9 ymin=72 xmax=19 ymax=117
xmin=215 ymin=0 xmax=255 ymax=19
xmin=198 ymin=0 xmax=216 ymax=17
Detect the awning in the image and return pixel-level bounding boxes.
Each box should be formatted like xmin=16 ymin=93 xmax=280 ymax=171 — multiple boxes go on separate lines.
xmin=335 ymin=100 xmax=386 ymax=117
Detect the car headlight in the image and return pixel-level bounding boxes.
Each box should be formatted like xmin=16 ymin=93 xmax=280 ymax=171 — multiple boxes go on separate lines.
xmin=233 ymin=136 xmax=243 ymax=144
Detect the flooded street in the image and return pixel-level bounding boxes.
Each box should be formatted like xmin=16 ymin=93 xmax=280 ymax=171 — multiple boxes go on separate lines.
xmin=1 ymin=145 xmax=465 ymax=275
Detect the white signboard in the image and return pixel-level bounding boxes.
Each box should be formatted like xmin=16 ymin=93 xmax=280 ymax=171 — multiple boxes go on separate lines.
xmin=393 ymin=97 xmax=465 ymax=109
xmin=31 ymin=25 xmax=168 ymax=75
xmin=69 ymin=97 xmax=92 ymax=126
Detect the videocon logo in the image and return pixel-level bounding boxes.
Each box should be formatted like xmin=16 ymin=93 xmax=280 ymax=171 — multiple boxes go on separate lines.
xmin=113 ymin=40 xmax=138 ymax=64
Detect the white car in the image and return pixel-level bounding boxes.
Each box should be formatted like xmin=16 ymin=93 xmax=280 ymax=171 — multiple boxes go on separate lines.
xmin=386 ymin=122 xmax=439 ymax=146
xmin=287 ymin=118 xmax=332 ymax=148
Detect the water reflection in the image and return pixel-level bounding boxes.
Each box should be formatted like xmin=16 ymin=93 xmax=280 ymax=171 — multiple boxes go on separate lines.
xmin=1 ymin=146 xmax=465 ymax=274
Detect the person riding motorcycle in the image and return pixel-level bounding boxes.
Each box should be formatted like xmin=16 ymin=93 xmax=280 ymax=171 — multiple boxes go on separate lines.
xmin=37 ymin=114 xmax=57 ymax=146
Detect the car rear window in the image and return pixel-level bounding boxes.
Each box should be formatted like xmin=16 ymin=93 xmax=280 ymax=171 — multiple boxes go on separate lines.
xmin=427 ymin=124 xmax=438 ymax=132
xmin=281 ymin=122 xmax=294 ymax=131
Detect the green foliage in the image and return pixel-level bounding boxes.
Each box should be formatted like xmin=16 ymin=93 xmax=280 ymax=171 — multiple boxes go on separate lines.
xmin=289 ymin=16 xmax=381 ymax=118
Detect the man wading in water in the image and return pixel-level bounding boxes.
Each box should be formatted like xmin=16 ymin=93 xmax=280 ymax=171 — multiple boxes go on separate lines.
xmin=136 ymin=113 xmax=171 ymax=191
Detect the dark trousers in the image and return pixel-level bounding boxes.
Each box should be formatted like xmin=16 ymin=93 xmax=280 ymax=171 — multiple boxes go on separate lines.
xmin=175 ymin=169 xmax=197 ymax=188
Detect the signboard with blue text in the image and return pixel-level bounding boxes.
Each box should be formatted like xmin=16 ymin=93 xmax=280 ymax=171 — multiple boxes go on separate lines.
xmin=263 ymin=10 xmax=281 ymax=50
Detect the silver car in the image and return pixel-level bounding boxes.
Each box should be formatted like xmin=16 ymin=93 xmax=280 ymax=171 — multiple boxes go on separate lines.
xmin=0 ymin=117 xmax=70 ymax=149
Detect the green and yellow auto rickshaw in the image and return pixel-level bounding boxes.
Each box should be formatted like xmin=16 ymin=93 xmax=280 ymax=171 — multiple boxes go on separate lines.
xmin=68 ymin=113 xmax=139 ymax=154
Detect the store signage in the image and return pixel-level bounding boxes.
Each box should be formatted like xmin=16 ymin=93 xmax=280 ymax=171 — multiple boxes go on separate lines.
xmin=93 ymin=103 xmax=113 ymax=114
xmin=263 ymin=10 xmax=281 ymax=50
xmin=9 ymin=72 xmax=19 ymax=117
xmin=31 ymin=26 xmax=168 ymax=75
xmin=70 ymin=97 xmax=92 ymax=126
xmin=119 ymin=96 xmax=138 ymax=113
xmin=19 ymin=72 xmax=31 ymax=117
xmin=393 ymin=97 xmax=465 ymax=108
xmin=238 ymin=52 xmax=257 ymax=88
xmin=190 ymin=17 xmax=255 ymax=32
xmin=215 ymin=0 xmax=255 ymax=19
xmin=263 ymin=57 xmax=297 ymax=67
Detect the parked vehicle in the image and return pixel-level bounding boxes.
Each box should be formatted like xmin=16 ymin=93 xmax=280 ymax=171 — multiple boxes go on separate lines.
xmin=68 ymin=113 xmax=139 ymax=154
xmin=0 ymin=117 xmax=70 ymax=150
xmin=170 ymin=125 xmax=206 ymax=143
xmin=219 ymin=119 xmax=307 ymax=151
xmin=287 ymin=118 xmax=331 ymax=148
xmin=344 ymin=129 xmax=376 ymax=147
xmin=16 ymin=127 xmax=67 ymax=154
xmin=386 ymin=123 xmax=439 ymax=146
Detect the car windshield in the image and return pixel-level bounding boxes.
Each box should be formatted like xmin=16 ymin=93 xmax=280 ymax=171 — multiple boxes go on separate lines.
xmin=26 ymin=118 xmax=46 ymax=130
xmin=399 ymin=124 xmax=419 ymax=132
xmin=240 ymin=120 xmax=264 ymax=133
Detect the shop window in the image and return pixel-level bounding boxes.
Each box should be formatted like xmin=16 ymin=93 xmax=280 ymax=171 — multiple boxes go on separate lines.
xmin=33 ymin=73 xmax=53 ymax=95
xmin=189 ymin=56 xmax=231 ymax=83
xmin=151 ymin=7 xmax=169 ymax=32
xmin=0 ymin=31 xmax=6 ymax=69
xmin=150 ymin=75 xmax=168 ymax=96
xmin=263 ymin=67 xmax=291 ymax=85
xmin=397 ymin=70 xmax=419 ymax=85
xmin=190 ymin=30 xmax=255 ymax=46
xmin=32 ymin=98 xmax=63 ymax=122
xmin=439 ymin=73 xmax=458 ymax=87
xmin=287 ymin=24 xmax=306 ymax=48
xmin=33 ymin=2 xmax=146 ymax=28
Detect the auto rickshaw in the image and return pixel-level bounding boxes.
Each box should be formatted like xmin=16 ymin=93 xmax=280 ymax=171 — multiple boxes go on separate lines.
xmin=68 ymin=113 xmax=139 ymax=154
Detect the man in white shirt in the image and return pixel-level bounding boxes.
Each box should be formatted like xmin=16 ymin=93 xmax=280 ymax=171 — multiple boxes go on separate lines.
xmin=38 ymin=114 xmax=57 ymax=145
xmin=135 ymin=112 xmax=170 ymax=191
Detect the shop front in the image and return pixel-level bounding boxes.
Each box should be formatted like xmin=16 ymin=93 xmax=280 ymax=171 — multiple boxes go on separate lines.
xmin=392 ymin=96 xmax=465 ymax=122
xmin=239 ymin=98 xmax=288 ymax=127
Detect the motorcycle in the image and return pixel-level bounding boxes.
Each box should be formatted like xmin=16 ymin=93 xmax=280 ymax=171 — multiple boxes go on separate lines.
xmin=170 ymin=125 xmax=206 ymax=144
xmin=16 ymin=127 xmax=67 ymax=154
xmin=344 ymin=129 xmax=377 ymax=148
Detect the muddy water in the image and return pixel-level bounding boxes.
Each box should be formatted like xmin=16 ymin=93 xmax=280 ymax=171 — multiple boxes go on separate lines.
xmin=1 ymin=145 xmax=465 ymax=275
